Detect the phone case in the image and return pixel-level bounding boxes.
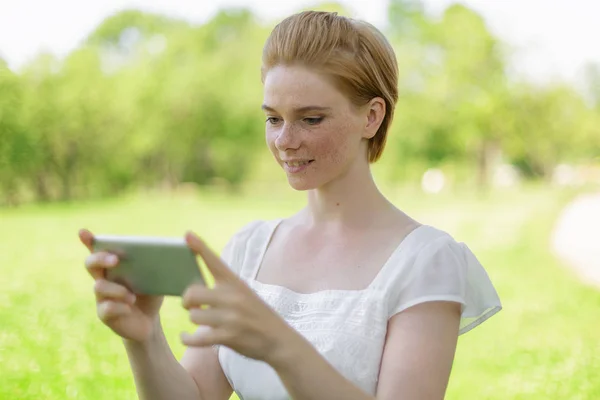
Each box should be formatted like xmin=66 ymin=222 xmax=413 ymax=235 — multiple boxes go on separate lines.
xmin=92 ymin=235 xmax=205 ymax=296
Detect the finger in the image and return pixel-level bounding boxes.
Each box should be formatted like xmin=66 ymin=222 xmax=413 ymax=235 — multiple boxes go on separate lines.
xmin=185 ymin=232 xmax=238 ymax=282
xmin=95 ymin=279 xmax=136 ymax=304
xmin=85 ymin=252 xmax=119 ymax=280
xmin=79 ymin=229 xmax=95 ymax=253
xmin=189 ymin=308 xmax=232 ymax=327
xmin=181 ymin=327 xmax=230 ymax=347
xmin=182 ymin=284 xmax=230 ymax=310
xmin=97 ymin=300 xmax=131 ymax=322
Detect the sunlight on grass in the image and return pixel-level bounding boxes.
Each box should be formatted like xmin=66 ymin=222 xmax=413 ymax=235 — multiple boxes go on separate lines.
xmin=1 ymin=184 xmax=598 ymax=399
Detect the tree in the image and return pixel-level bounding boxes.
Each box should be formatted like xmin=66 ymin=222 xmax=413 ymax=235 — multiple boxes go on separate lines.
xmin=504 ymin=83 xmax=596 ymax=179
xmin=0 ymin=60 xmax=32 ymax=205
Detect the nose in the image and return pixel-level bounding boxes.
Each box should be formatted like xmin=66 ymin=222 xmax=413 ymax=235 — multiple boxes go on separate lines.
xmin=274 ymin=122 xmax=301 ymax=151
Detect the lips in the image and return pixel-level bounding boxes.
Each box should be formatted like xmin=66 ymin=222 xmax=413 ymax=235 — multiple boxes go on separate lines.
xmin=285 ymin=160 xmax=312 ymax=167
xmin=282 ymin=159 xmax=314 ymax=173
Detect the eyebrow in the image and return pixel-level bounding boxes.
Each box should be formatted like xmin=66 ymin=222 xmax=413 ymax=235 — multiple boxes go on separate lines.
xmin=261 ymin=104 xmax=332 ymax=114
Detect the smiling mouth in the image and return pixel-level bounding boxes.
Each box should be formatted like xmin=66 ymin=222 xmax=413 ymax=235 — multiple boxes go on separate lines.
xmin=285 ymin=160 xmax=314 ymax=167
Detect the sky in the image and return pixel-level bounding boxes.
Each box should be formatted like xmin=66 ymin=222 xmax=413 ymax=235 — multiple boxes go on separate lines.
xmin=1 ymin=0 xmax=599 ymax=87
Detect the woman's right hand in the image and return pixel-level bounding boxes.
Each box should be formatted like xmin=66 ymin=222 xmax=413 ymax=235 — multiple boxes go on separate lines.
xmin=79 ymin=228 xmax=164 ymax=343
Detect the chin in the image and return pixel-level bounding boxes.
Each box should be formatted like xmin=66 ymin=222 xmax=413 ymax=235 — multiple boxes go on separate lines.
xmin=286 ymin=176 xmax=319 ymax=191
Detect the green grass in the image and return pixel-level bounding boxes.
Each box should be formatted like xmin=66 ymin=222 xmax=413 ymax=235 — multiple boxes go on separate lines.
xmin=1 ymin=184 xmax=598 ymax=399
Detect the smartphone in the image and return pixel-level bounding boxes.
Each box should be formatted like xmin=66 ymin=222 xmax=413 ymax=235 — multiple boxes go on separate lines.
xmin=92 ymin=235 xmax=205 ymax=297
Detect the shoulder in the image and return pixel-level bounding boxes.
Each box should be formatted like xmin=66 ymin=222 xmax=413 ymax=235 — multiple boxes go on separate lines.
xmin=221 ymin=219 xmax=281 ymax=274
xmin=228 ymin=220 xmax=267 ymax=242
xmin=379 ymin=224 xmax=466 ymax=293
xmin=226 ymin=218 xmax=283 ymax=245
xmin=399 ymin=224 xmax=459 ymax=265
xmin=386 ymin=224 xmax=475 ymax=289
xmin=415 ymin=225 xmax=466 ymax=260
xmin=385 ymin=224 xmax=502 ymax=334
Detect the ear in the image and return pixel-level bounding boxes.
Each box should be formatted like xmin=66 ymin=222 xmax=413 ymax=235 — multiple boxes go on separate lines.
xmin=363 ymin=97 xmax=386 ymax=140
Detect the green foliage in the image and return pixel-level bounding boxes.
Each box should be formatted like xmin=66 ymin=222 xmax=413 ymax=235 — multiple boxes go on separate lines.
xmin=0 ymin=64 xmax=32 ymax=204
xmin=0 ymin=2 xmax=598 ymax=205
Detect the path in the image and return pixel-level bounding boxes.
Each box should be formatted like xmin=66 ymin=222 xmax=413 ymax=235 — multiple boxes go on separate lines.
xmin=551 ymin=191 xmax=600 ymax=287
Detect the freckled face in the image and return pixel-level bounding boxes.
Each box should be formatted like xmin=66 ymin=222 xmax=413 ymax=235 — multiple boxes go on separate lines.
xmin=263 ymin=65 xmax=369 ymax=191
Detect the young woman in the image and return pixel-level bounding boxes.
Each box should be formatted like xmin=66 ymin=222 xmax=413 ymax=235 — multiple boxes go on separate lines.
xmin=81 ymin=11 xmax=501 ymax=400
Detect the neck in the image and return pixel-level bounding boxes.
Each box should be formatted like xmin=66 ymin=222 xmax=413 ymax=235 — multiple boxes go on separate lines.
xmin=303 ymin=157 xmax=394 ymax=229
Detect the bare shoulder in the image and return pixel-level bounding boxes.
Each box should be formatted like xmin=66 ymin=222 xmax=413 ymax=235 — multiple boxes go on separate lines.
xmin=380 ymin=206 xmax=424 ymax=242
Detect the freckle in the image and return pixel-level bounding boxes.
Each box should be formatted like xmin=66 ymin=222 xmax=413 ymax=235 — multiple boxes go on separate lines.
xmin=336 ymin=202 xmax=340 ymax=206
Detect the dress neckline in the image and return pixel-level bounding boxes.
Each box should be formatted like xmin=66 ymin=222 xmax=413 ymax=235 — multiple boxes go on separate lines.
xmin=247 ymin=218 xmax=431 ymax=298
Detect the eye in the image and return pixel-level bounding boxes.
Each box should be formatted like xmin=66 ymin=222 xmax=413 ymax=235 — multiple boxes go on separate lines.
xmin=304 ymin=117 xmax=323 ymax=125
xmin=266 ymin=117 xmax=281 ymax=125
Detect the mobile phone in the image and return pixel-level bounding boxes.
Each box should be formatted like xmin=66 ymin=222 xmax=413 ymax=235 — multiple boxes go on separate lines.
xmin=92 ymin=235 xmax=205 ymax=296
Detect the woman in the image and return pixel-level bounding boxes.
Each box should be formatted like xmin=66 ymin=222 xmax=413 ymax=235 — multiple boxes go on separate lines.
xmin=80 ymin=11 xmax=501 ymax=400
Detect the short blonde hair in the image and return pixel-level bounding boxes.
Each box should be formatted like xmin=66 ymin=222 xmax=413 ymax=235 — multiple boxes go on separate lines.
xmin=261 ymin=11 xmax=399 ymax=162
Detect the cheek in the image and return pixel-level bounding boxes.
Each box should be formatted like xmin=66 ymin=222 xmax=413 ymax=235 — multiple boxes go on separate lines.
xmin=321 ymin=119 xmax=359 ymax=159
xmin=265 ymin=128 xmax=277 ymax=152
xmin=312 ymin=131 xmax=352 ymax=170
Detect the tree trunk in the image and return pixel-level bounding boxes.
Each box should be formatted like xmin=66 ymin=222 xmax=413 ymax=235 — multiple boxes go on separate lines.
xmin=35 ymin=172 xmax=51 ymax=202
xmin=59 ymin=141 xmax=78 ymax=201
xmin=476 ymin=139 xmax=501 ymax=192
xmin=1 ymin=179 xmax=20 ymax=207
xmin=60 ymin=171 xmax=72 ymax=201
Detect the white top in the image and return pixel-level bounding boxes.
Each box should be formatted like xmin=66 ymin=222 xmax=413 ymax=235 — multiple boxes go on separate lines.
xmin=218 ymin=219 xmax=502 ymax=400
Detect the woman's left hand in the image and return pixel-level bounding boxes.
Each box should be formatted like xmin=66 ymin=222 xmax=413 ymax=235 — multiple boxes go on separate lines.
xmin=180 ymin=231 xmax=298 ymax=365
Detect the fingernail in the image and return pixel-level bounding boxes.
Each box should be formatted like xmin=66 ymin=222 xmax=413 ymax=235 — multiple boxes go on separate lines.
xmin=106 ymin=254 xmax=118 ymax=265
xmin=128 ymin=294 xmax=136 ymax=304
xmin=188 ymin=233 xmax=198 ymax=245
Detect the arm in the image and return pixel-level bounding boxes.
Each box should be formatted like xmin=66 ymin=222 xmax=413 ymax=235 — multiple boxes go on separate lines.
xmin=180 ymin=328 xmax=233 ymax=400
xmin=376 ymin=301 xmax=461 ymax=399
xmin=123 ymin=317 xmax=232 ymax=400
xmin=180 ymin=233 xmax=461 ymax=399
xmin=270 ymin=301 xmax=461 ymax=400
xmin=80 ymin=228 xmax=235 ymax=400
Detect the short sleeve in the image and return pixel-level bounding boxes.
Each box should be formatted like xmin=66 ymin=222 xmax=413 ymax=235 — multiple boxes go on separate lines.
xmin=389 ymin=237 xmax=502 ymax=335
xmin=220 ymin=220 xmax=264 ymax=277
xmin=220 ymin=235 xmax=236 ymax=266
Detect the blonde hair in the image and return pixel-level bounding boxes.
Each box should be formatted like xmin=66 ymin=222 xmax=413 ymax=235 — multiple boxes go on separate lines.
xmin=261 ymin=11 xmax=399 ymax=162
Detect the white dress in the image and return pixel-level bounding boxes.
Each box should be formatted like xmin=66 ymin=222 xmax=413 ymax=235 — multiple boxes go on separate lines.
xmin=217 ymin=219 xmax=502 ymax=400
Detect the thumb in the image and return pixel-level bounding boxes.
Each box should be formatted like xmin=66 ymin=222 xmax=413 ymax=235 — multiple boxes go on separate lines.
xmin=185 ymin=231 xmax=238 ymax=283
xmin=79 ymin=228 xmax=95 ymax=253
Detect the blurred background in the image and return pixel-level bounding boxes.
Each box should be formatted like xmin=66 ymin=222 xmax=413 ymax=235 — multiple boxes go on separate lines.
xmin=0 ymin=0 xmax=599 ymax=399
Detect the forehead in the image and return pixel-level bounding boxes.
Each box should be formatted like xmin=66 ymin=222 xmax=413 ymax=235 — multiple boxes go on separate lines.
xmin=263 ymin=65 xmax=347 ymax=109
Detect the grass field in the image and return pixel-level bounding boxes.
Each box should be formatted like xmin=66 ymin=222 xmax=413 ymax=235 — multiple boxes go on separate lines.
xmin=1 ymin=184 xmax=599 ymax=399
